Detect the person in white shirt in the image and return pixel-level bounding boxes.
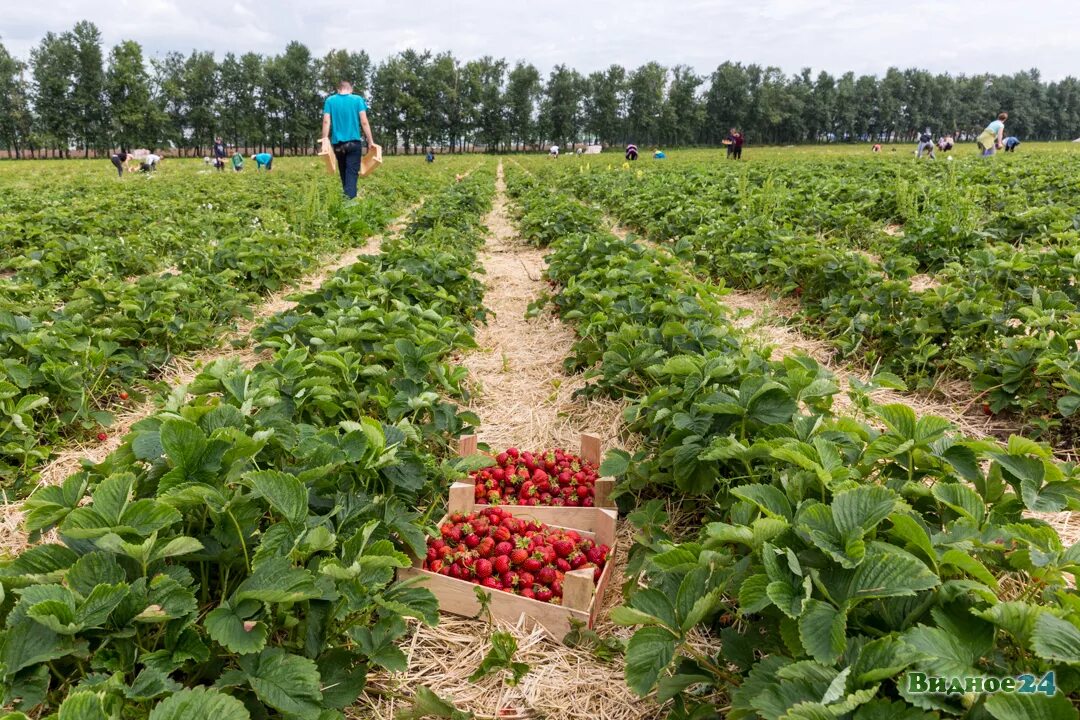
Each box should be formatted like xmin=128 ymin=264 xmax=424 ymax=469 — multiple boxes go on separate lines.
xmin=550 ymin=144 xmax=559 ymax=159
xmin=140 ymin=153 xmax=161 ymax=172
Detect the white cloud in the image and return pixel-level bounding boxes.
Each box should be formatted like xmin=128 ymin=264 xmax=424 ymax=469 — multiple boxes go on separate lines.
xmin=1 ymin=0 xmax=1077 ymax=81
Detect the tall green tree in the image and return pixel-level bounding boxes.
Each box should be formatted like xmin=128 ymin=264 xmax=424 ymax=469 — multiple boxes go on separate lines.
xmin=105 ymin=40 xmax=153 ymax=148
xmin=542 ymin=65 xmax=584 ymax=147
xmin=664 ymin=65 xmax=703 ymax=146
xmin=583 ymin=65 xmax=626 ymax=145
xmin=626 ymin=62 xmax=666 ymax=145
xmin=0 ymin=39 xmax=33 ymax=157
xmin=70 ymin=21 xmax=106 ymax=155
xmin=30 ymin=31 xmax=77 ymax=156
xmin=506 ymin=61 xmax=541 ymax=150
xmin=319 ymin=49 xmax=371 ymax=94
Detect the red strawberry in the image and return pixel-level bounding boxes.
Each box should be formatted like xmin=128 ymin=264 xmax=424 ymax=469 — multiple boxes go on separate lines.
xmin=481 ymin=577 xmax=501 ymax=590
xmin=493 ymin=526 xmax=512 ymax=542
xmin=551 ymin=579 xmax=563 ymax=597
xmin=582 ymin=497 xmax=594 ymax=507
xmin=464 ymin=533 xmax=480 ymax=549
xmin=118 ymin=391 xmax=129 ymax=401
xmin=535 ymin=587 xmax=553 ymax=603
xmin=477 ymin=538 xmax=495 ymax=558
xmin=510 ymin=548 xmax=529 ymax=567
xmin=537 ymin=566 xmax=556 ymax=585
xmin=982 ymin=402 xmax=993 ymax=416
xmin=493 ymin=555 xmax=510 ymax=575
xmin=523 ymin=556 xmax=542 ymax=573
xmin=519 ymin=572 xmax=535 ymax=587
xmin=507 ymin=447 xmax=519 ymax=459
xmin=96 ymin=432 xmax=108 ymax=442
xmin=520 ymin=587 xmax=536 ymax=600
xmin=577 ymin=485 xmax=589 ymax=498
xmin=569 ymin=551 xmax=587 ymax=569
xmin=553 ymin=539 xmax=574 ymax=558
xmin=587 ymin=546 xmax=606 ymax=565
xmin=494 ymin=541 xmax=513 ymax=557
xmin=476 ymin=559 xmax=493 ymax=579
xmin=497 ymin=452 xmax=509 ymax=464
xmin=556 ymin=558 xmax=571 ymax=573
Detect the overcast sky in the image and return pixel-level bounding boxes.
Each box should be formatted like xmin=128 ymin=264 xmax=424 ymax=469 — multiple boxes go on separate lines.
xmin=3 ymin=0 xmax=1079 ymax=81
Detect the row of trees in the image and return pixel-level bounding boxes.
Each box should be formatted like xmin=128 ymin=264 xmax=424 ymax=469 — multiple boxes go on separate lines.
xmin=2 ymin=21 xmax=1080 ymax=158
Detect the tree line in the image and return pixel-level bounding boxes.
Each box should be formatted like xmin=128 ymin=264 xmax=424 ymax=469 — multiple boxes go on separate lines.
xmin=1 ymin=21 xmax=1079 ymax=158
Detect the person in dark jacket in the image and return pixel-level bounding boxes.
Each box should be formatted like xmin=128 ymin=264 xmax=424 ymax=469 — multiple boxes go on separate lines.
xmin=109 ymin=149 xmax=131 ymax=177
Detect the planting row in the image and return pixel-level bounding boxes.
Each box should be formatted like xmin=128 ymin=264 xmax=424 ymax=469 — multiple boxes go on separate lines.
xmin=532 ymin=154 xmax=1080 ymax=444
xmin=0 ymin=167 xmax=497 ymax=718
xmin=0 ymin=160 xmax=467 ymax=489
xmin=506 ymin=165 xmax=1080 ymax=720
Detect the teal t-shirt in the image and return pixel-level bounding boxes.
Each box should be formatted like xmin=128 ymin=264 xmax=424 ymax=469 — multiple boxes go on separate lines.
xmin=254 ymin=153 xmax=272 ymax=165
xmin=322 ymin=93 xmax=369 ymax=144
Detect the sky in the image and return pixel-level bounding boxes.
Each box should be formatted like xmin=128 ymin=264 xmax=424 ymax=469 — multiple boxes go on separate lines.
xmin=3 ymin=0 xmax=1079 ymax=81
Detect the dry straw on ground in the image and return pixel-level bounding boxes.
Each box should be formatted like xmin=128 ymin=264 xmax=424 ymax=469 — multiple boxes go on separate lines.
xmin=358 ymin=165 xmax=655 ymax=720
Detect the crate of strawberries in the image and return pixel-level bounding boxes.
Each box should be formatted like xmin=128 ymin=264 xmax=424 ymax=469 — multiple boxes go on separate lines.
xmin=459 ymin=433 xmax=615 ymax=509
xmin=398 ymin=435 xmax=619 ymax=639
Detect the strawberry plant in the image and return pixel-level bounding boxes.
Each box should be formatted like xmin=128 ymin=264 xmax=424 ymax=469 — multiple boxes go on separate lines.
xmin=508 ymin=162 xmax=1080 ymax=719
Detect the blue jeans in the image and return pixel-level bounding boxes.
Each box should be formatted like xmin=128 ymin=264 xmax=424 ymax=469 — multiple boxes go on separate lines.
xmin=334 ymin=140 xmax=364 ymax=199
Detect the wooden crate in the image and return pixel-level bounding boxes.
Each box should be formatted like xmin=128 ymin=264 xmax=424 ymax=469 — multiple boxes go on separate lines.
xmin=398 ymin=482 xmax=618 ymax=639
xmin=456 ymin=432 xmax=616 ymax=509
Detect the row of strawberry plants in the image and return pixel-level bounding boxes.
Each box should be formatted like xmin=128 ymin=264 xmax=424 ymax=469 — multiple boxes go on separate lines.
xmin=0 ymin=167 xmax=497 ymax=719
xmin=539 ymin=157 xmax=1080 ymax=444
xmin=506 ymin=167 xmax=1080 ymax=720
xmin=0 ymin=163 xmax=457 ymax=490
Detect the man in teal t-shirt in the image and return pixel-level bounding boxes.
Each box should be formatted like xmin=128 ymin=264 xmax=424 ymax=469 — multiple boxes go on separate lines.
xmin=251 ymin=152 xmax=272 ymax=171
xmin=321 ymin=80 xmax=375 ymax=199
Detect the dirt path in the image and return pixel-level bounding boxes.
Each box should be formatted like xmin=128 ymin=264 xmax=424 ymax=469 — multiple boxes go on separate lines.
xmin=0 ymin=206 xmax=418 ymax=557
xmin=358 ymin=164 xmax=653 ymax=720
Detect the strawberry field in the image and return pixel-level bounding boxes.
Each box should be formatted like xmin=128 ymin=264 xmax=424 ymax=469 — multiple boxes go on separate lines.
xmin=2 ymin=150 xmax=1080 ymax=719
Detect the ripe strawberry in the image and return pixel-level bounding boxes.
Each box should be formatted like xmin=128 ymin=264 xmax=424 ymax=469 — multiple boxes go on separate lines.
xmin=429 ymin=559 xmax=443 ymax=573
xmin=507 ymin=447 xmax=520 ymax=459
xmin=493 ymin=526 xmax=512 ymax=542
xmin=477 ymin=538 xmax=495 ymax=558
xmin=475 ymin=558 xmax=493 ymax=579
xmin=510 ymin=548 xmax=529 ymax=567
xmin=576 ymin=485 xmax=589 ymax=498
xmin=586 ymin=546 xmax=606 ymax=565
xmin=569 ymin=551 xmax=587 ymax=569
xmin=553 ymin=539 xmax=574 ymax=558
xmin=493 ymin=555 xmax=510 ymax=575
xmin=551 ymin=579 xmax=563 ymax=597
xmin=118 ymin=391 xmax=129 ymax=401
xmin=492 ymin=467 xmax=505 ymax=481
xmin=556 ymin=558 xmax=571 ymax=573
xmin=96 ymin=432 xmax=108 ymax=442
xmin=520 ymin=587 xmax=536 ymax=600
xmin=582 ymin=497 xmax=594 ymax=507
xmin=519 ymin=572 xmax=535 ymax=587
xmin=494 ymin=541 xmax=513 ymax=556
xmin=535 ymin=587 xmax=553 ymax=603
xmin=537 ymin=566 xmax=556 ymax=585
xmin=481 ymin=577 xmax=501 ymax=590
xmin=464 ymin=533 xmax=480 ymax=549
xmin=523 ymin=556 xmax=542 ymax=573
xmin=449 ymin=563 xmax=463 ymax=580
xmin=982 ymin=402 xmax=993 ymax=416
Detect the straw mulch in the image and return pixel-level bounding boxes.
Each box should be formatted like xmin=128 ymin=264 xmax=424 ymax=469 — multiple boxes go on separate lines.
xmin=355 ymin=522 xmax=669 ymax=720
xmin=358 ymin=165 xmax=657 ymax=720
xmin=458 ymin=164 xmax=628 ymax=452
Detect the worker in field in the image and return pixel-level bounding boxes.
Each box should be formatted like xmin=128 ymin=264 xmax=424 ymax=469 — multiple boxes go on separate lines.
xmin=653 ymin=148 xmax=666 ymax=159
xmin=426 ymin=150 xmax=435 ymax=163
xmin=727 ymin=128 xmax=744 ymax=160
xmin=321 ymin=79 xmax=375 ymax=199
xmin=625 ymin=143 xmax=638 ymax=161
xmin=231 ymin=150 xmax=244 ymax=172
xmin=937 ymin=135 xmax=954 ymax=152
xmin=550 ymin=144 xmax=560 ymax=159
xmin=916 ymin=129 xmax=936 ymax=159
xmin=109 ymin=149 xmax=131 ymax=177
xmin=872 ymin=143 xmax=882 ymax=153
xmin=977 ymin=112 xmax=1007 ymax=156
xmin=251 ymin=152 xmax=273 ymax=171
xmin=212 ymin=137 xmax=227 ymax=171
xmin=139 ymin=152 xmax=161 ymax=172
xmin=1004 ymin=136 xmax=1021 ymax=152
